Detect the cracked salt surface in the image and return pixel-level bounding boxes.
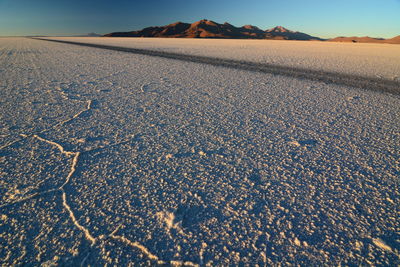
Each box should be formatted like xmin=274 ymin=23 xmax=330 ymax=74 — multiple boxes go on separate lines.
xmin=0 ymin=37 xmax=399 ymax=265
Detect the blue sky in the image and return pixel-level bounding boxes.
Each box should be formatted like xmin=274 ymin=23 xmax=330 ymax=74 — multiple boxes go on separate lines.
xmin=0 ymin=0 xmax=399 ymax=38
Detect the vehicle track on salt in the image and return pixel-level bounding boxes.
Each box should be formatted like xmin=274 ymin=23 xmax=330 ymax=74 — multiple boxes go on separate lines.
xmin=34 ymin=37 xmax=400 ymax=96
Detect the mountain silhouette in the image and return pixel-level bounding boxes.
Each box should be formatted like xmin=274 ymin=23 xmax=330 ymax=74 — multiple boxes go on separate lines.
xmin=105 ymin=19 xmax=323 ymax=40
xmin=104 ymin=19 xmax=399 ymax=44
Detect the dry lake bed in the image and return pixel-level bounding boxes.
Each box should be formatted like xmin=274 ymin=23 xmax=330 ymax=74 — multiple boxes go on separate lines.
xmin=0 ymin=37 xmax=399 ymax=265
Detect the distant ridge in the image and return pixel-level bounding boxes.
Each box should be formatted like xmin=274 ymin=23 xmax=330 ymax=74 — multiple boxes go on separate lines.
xmin=74 ymin=32 xmax=101 ymax=37
xmin=104 ymin=19 xmax=323 ymax=40
xmin=329 ymin=35 xmax=400 ymax=44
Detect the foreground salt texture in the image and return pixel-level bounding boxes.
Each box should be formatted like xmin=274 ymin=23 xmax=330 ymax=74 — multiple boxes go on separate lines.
xmin=0 ymin=38 xmax=399 ymax=265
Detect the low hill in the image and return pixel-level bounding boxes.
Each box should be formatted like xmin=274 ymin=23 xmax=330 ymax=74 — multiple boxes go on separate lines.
xmin=386 ymin=35 xmax=400 ymax=44
xmin=329 ymin=36 xmax=400 ymax=44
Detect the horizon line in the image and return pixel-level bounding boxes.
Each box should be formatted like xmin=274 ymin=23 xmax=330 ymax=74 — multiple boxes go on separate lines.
xmin=1 ymin=19 xmax=399 ymax=39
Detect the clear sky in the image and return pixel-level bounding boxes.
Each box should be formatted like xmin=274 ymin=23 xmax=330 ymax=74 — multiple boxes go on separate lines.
xmin=0 ymin=0 xmax=399 ymax=38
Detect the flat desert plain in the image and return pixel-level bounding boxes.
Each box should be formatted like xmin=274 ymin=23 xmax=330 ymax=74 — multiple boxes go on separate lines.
xmin=0 ymin=37 xmax=399 ymax=265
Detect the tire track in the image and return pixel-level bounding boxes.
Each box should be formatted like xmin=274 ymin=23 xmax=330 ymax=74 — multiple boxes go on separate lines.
xmin=33 ymin=38 xmax=400 ymax=96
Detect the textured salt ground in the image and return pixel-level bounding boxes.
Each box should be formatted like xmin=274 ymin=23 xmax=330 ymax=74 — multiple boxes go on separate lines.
xmin=35 ymin=37 xmax=400 ymax=96
xmin=44 ymin=37 xmax=400 ymax=80
xmin=0 ymin=38 xmax=399 ymax=266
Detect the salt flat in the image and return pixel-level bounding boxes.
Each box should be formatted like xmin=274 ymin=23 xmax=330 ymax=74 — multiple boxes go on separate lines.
xmin=0 ymin=37 xmax=399 ymax=265
xmin=46 ymin=37 xmax=400 ymax=80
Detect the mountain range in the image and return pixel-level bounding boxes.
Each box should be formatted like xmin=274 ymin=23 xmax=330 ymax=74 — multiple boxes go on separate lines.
xmin=104 ymin=19 xmax=400 ymax=44
xmin=105 ymin=19 xmax=323 ymax=40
